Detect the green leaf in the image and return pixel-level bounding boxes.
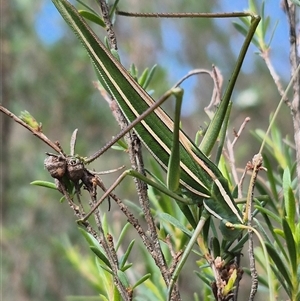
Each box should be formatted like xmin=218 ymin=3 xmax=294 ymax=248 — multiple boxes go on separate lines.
xmin=265 ymin=242 xmax=292 ymax=288
xmin=261 ymin=154 xmax=280 ymax=206
xmin=120 ymin=263 xmax=132 ymax=272
xmin=99 ymin=262 xmax=113 ymax=275
xmin=158 ymin=212 xmax=193 ymax=237
xmin=119 ymin=240 xmax=135 ymax=269
xmin=132 ymin=273 xmax=151 ymax=289
xmin=117 ymin=270 xmax=130 ymax=288
xmin=255 ymin=214 xmax=288 ymax=260
xmin=90 ymin=246 xmax=112 ymax=269
xmin=115 ymin=222 xmax=131 ymax=251
xmin=129 ymin=63 xmax=138 ymax=80
xmin=295 ymin=223 xmax=300 ymax=247
xmin=254 ymin=205 xmax=281 ymax=224
xmin=282 ymin=218 xmax=297 ymax=275
xmin=194 ymin=270 xmax=213 ymax=287
xmin=75 ymin=0 xmax=99 ymax=15
xmin=142 ymin=64 xmax=157 ymax=90
xmin=78 ymin=227 xmax=101 ymax=248
xmin=223 ymin=269 xmax=237 ymax=296
xmin=30 ymin=180 xmax=58 ymax=190
xmin=137 ymin=67 xmax=149 ymax=88
xmin=110 ymin=48 xmax=120 ymax=61
xmin=283 ymin=168 xmax=296 ymax=230
xmin=233 ymin=22 xmax=260 ymax=48
xmin=19 ymin=110 xmax=41 ymax=130
xmin=78 ymin=10 xmax=105 ymax=27
xmin=111 ymin=138 xmax=128 ymax=151
xmin=210 ymin=236 xmax=220 ymax=258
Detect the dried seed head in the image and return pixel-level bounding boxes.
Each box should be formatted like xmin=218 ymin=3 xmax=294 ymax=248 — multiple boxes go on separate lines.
xmin=44 ymin=155 xmax=67 ymax=179
xmin=66 ymin=157 xmax=84 ymax=182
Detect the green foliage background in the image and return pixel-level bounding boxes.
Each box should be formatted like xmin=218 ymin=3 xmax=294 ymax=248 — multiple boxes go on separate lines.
xmin=1 ymin=0 xmax=295 ymax=300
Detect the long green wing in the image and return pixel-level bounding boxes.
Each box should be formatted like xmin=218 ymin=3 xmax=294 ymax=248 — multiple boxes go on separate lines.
xmin=51 ymin=0 xmax=260 ymax=227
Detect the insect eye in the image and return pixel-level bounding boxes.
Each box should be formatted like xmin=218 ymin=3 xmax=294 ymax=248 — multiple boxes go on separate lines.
xmin=68 ymin=158 xmax=80 ymax=165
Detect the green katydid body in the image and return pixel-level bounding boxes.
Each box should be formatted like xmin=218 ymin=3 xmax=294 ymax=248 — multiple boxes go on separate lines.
xmin=50 ymin=0 xmax=261 ymax=234
xmin=52 ymin=0 xmax=261 ymax=297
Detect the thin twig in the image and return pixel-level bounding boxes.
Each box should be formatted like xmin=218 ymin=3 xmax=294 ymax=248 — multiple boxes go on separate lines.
xmin=260 ymin=49 xmax=288 ymax=104
xmin=0 ymin=106 xmax=63 ymax=154
xmin=117 ymin=11 xmax=257 ymax=19
xmin=284 ymin=0 xmax=300 ymax=197
xmin=94 ymin=205 xmax=131 ymax=300
xmin=226 ymin=117 xmax=251 ymax=198
xmin=97 ymin=0 xmax=117 ymax=50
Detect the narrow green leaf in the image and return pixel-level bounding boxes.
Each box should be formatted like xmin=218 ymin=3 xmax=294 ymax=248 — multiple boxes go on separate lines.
xmin=232 ymin=22 xmax=248 ymax=37
xmin=142 ymin=64 xmax=157 ymax=90
xmin=210 ymin=236 xmax=220 ymax=257
xmin=117 ymin=270 xmax=130 ymax=288
xmin=132 ymin=273 xmax=151 ymax=289
xmin=98 ymin=262 xmax=113 ymax=275
xmin=129 ymin=63 xmax=138 ymax=79
xmin=256 ymin=214 xmax=288 ymax=260
xmin=109 ymin=0 xmax=119 ymax=21
xmin=120 ymin=263 xmax=132 ymax=272
xmin=274 ymin=228 xmax=284 ymax=237
xmin=110 ymin=48 xmax=120 ymax=61
xmin=90 ymin=246 xmax=112 ymax=269
xmin=233 ymin=22 xmax=260 ymax=48
xmin=223 ymin=269 xmax=237 ymax=296
xmin=111 ymin=138 xmax=128 ymax=151
xmin=158 ymin=212 xmax=193 ymax=237
xmin=215 ymin=101 xmax=232 ymax=164
xmin=260 ymin=154 xmax=279 ymax=206
xmin=137 ymin=67 xmax=149 ymax=88
xmin=75 ymin=0 xmax=99 ymax=16
xmin=265 ymin=242 xmax=293 ymax=288
xmin=269 ymin=264 xmax=291 ymax=297
xmin=283 ymin=168 xmax=296 ymax=230
xmin=78 ymin=227 xmax=100 ymax=248
xmin=78 ymin=10 xmax=105 ymax=27
xmin=295 ymin=223 xmax=300 ymax=246
xmin=119 ymin=239 xmax=135 ymax=269
xmin=112 ymin=285 xmax=121 ymax=301
xmin=194 ymin=270 xmax=213 ymax=287
xmin=282 ymin=218 xmax=297 ymax=275
xmin=30 ymin=180 xmax=58 ymax=190
xmin=254 ymin=205 xmax=281 ymax=224
xmin=115 ymin=222 xmax=131 ymax=251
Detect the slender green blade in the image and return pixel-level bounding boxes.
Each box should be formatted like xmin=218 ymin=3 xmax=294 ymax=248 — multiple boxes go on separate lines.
xmin=51 ymin=0 xmax=225 ymax=200
xmin=52 ymin=0 xmax=249 ymax=228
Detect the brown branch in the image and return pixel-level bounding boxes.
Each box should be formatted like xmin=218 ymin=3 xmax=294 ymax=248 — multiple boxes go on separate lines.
xmin=0 ymin=106 xmax=63 ymax=154
xmin=285 ymin=1 xmax=300 ymax=191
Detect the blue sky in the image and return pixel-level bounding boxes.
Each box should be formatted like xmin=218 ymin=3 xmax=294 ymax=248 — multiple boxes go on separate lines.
xmin=36 ymin=1 xmax=290 ymax=77
xmin=34 ymin=0 xmax=292 ymax=112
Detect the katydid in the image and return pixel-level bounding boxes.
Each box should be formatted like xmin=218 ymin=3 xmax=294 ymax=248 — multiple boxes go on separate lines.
xmin=52 ymin=0 xmax=260 ymax=297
